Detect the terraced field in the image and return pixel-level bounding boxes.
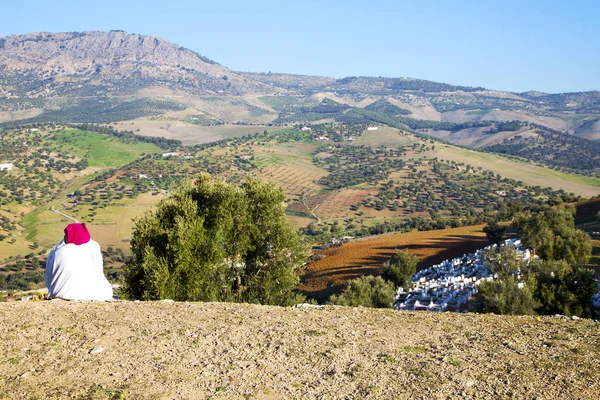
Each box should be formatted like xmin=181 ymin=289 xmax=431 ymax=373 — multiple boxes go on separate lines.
xmin=260 ymin=164 xmax=324 ymax=200
xmin=316 ymin=188 xmax=375 ymax=219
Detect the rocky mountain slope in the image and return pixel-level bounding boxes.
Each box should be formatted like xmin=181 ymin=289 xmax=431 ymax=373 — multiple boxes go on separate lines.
xmin=0 ymin=31 xmax=274 ymax=98
xmin=1 ymin=300 xmax=599 ymax=399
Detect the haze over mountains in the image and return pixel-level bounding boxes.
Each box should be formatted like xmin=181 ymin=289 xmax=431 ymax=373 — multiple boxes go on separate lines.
xmin=1 ymin=30 xmax=600 ymax=144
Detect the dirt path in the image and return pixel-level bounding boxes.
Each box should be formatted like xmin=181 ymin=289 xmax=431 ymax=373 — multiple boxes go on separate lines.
xmin=1 ymin=301 xmax=599 ymax=399
xmin=49 ymin=182 xmax=93 ymax=223
xmin=51 ymin=203 xmax=79 ymax=223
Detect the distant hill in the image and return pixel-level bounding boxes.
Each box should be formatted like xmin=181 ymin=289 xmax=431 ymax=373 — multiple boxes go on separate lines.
xmin=1 ymin=30 xmax=600 ymax=155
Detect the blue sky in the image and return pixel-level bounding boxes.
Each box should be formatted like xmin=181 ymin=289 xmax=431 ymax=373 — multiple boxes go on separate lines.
xmin=1 ymin=0 xmax=599 ymax=93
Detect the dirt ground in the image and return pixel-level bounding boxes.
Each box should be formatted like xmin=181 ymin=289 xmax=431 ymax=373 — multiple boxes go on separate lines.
xmin=0 ymin=301 xmax=599 ymax=399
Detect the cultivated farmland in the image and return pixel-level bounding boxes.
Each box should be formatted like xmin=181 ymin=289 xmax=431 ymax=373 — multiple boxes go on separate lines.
xmin=299 ymin=224 xmax=488 ymax=301
xmin=3 ymin=122 xmax=600 ymax=293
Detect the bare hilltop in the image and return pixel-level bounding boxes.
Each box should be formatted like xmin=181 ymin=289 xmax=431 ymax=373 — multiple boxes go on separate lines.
xmin=1 ymin=300 xmax=599 ymax=399
xmin=0 ymin=31 xmax=274 ymax=96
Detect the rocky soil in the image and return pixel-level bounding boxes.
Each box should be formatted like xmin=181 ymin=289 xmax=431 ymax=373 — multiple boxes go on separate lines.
xmin=1 ymin=300 xmax=599 ymax=399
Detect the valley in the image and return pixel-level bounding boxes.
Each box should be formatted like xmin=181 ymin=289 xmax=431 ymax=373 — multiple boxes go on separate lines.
xmin=1 ymin=30 xmax=600 ymax=304
xmin=2 ymin=121 xmax=598 ymax=296
xmin=1 ymin=0 xmax=599 ymax=394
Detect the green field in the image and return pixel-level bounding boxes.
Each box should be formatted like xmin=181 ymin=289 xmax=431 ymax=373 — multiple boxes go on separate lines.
xmin=465 ymin=110 xmax=491 ymax=116
xmin=436 ymin=144 xmax=600 ymax=197
xmin=49 ymin=129 xmax=162 ymax=167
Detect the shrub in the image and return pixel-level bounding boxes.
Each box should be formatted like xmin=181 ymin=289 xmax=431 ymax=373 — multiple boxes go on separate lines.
xmin=329 ymin=275 xmax=395 ymax=308
xmin=383 ymin=249 xmax=417 ymax=288
xmin=477 ymin=275 xmax=538 ymax=315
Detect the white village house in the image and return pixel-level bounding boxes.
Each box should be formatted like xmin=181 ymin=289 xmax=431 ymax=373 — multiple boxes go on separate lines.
xmin=395 ymin=239 xmax=531 ymax=312
xmin=395 ymin=238 xmax=600 ymax=313
xmin=0 ymin=163 xmax=14 ymax=171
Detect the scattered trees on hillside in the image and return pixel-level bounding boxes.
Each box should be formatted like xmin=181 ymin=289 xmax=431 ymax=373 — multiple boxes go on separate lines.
xmin=75 ymin=123 xmax=182 ymax=150
xmin=484 ymin=123 xmax=600 ymax=171
xmin=123 ymin=173 xmax=307 ymax=305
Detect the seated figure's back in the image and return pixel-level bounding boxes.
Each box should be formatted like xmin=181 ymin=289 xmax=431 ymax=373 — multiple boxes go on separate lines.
xmin=45 ymin=223 xmax=113 ymax=301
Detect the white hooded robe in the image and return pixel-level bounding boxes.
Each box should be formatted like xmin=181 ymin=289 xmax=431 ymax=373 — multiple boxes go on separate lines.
xmin=45 ymin=239 xmax=113 ymax=301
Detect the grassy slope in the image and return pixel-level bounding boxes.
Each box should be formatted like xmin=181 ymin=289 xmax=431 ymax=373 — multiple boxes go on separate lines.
xmin=436 ymin=144 xmax=600 ymax=197
xmin=50 ymin=130 xmax=162 ymax=167
xmin=354 ymin=127 xmax=600 ymax=196
xmin=108 ymin=121 xmax=275 ymax=145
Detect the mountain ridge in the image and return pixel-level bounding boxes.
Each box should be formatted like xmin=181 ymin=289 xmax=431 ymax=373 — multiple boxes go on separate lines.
xmin=1 ymin=30 xmax=600 ymax=142
xmin=0 ymin=31 xmax=275 ymax=97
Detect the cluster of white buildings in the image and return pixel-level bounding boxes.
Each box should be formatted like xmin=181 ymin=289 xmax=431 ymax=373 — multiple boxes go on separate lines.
xmin=394 ymin=238 xmax=531 ymax=312
xmin=0 ymin=163 xmax=14 ymax=171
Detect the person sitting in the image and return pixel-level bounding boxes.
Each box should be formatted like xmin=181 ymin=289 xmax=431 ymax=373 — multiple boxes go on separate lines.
xmin=45 ymin=222 xmax=113 ymax=301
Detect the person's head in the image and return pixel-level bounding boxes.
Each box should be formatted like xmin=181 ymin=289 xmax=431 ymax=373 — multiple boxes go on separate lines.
xmin=64 ymin=222 xmax=91 ymax=245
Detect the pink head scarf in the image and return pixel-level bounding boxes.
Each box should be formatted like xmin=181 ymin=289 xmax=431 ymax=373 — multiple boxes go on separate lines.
xmin=64 ymin=223 xmax=91 ymax=245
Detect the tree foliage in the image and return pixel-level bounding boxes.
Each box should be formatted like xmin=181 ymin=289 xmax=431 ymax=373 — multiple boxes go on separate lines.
xmin=123 ymin=173 xmax=307 ymax=305
xmin=477 ymin=276 xmax=538 ymax=315
xmin=483 ymin=220 xmax=506 ymax=244
xmin=527 ymin=260 xmax=596 ymax=317
xmin=329 ymin=275 xmax=395 ymax=308
xmin=484 ymin=246 xmax=525 ymax=279
xmin=477 ymin=203 xmax=595 ymax=317
xmin=383 ymin=249 xmax=417 ymax=288
xmin=515 ymin=203 xmax=592 ymax=263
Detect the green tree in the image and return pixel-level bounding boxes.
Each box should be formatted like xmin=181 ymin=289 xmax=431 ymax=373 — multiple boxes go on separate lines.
xmin=478 ymin=242 xmax=539 ymax=315
xmin=483 ymin=220 xmax=506 ymax=245
xmin=527 ymin=260 xmax=596 ymax=317
xmin=515 ymin=204 xmax=591 ymax=263
xmin=123 ymin=173 xmax=307 ymax=305
xmin=484 ymin=246 xmax=525 ymax=279
xmin=383 ymin=249 xmax=417 ymax=288
xmin=479 ymin=203 xmax=595 ymax=317
xmin=329 ymin=275 xmax=395 ymax=308
xmin=477 ymin=275 xmax=538 ymax=315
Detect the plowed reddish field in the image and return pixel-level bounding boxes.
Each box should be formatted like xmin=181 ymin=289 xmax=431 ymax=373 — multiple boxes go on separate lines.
xmin=299 ymin=224 xmax=488 ymax=301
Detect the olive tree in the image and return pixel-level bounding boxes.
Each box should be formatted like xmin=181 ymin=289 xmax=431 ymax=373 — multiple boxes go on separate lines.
xmin=515 ymin=203 xmax=591 ymax=264
xmin=383 ymin=248 xmax=417 ymax=288
xmin=123 ymin=173 xmax=307 ymax=305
